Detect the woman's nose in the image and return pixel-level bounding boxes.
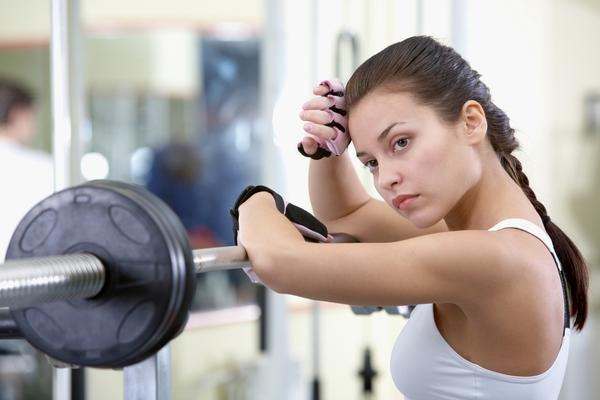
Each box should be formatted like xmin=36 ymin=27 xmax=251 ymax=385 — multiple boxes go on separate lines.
xmin=377 ymin=162 xmax=402 ymax=190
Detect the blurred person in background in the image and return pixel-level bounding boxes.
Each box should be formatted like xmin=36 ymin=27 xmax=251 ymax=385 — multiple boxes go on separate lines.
xmin=0 ymin=80 xmax=53 ymax=261
xmin=0 ymin=80 xmax=53 ymax=399
xmin=145 ymin=140 xmax=220 ymax=249
xmin=145 ymin=141 xmax=255 ymax=308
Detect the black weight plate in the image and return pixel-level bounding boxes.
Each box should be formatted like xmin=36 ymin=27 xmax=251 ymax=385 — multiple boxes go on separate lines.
xmin=106 ymin=182 xmax=195 ymax=345
xmin=5 ymin=181 xmax=195 ymax=368
xmin=86 ymin=180 xmax=196 ymax=363
xmin=82 ymin=180 xmax=195 ymax=366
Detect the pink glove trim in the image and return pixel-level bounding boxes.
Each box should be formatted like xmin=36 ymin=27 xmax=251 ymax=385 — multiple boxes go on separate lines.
xmin=298 ymin=78 xmax=350 ymax=157
xmin=319 ymin=79 xmax=350 ymax=156
xmin=243 ymin=266 xmax=262 ymax=284
xmin=292 ymin=223 xmax=333 ymax=243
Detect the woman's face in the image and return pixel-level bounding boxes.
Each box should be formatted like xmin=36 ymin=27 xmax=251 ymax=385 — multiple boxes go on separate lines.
xmin=349 ymin=89 xmax=481 ymax=228
xmin=11 ymin=106 xmax=36 ymax=144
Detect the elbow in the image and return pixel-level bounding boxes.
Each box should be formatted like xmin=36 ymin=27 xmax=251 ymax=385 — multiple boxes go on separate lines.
xmin=310 ymin=208 xmax=334 ymax=227
xmin=254 ymin=241 xmax=307 ymax=295
xmin=249 ymin=248 xmax=289 ymax=294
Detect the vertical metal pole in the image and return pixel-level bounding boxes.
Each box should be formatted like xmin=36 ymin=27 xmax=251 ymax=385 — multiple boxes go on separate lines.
xmin=257 ymin=286 xmax=268 ymax=352
xmin=261 ymin=0 xmax=291 ymax=398
xmin=450 ymin=0 xmax=467 ymax=55
xmin=53 ymin=368 xmax=72 ymax=400
xmin=124 ymin=345 xmax=172 ymax=400
xmin=50 ymin=0 xmax=77 ymax=399
xmin=260 ymin=0 xmax=286 ymax=190
xmin=50 ymin=0 xmax=72 ymax=192
xmin=70 ymin=369 xmax=86 ymax=400
xmin=309 ymin=2 xmax=321 ymax=399
xmin=69 ymin=0 xmax=85 ymax=185
xmin=311 ymin=303 xmax=321 ymax=400
xmin=415 ymin=0 xmax=423 ymax=35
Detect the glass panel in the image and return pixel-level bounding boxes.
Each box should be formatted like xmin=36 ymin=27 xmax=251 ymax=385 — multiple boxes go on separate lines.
xmin=84 ymin=30 xmax=262 ymax=311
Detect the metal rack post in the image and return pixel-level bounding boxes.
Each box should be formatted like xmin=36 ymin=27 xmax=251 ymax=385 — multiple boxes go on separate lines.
xmin=124 ymin=345 xmax=172 ymax=400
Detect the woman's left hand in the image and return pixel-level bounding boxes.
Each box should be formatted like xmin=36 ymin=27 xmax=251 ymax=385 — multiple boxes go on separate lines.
xmin=236 ymin=192 xmax=305 ymax=286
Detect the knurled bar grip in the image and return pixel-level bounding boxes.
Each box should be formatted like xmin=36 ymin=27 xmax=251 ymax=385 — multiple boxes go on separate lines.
xmin=0 ymin=254 xmax=105 ymax=309
xmin=0 ymin=246 xmax=251 ymax=309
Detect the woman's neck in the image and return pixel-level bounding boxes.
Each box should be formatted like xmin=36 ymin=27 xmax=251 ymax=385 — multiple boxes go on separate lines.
xmin=444 ymin=155 xmax=537 ymax=231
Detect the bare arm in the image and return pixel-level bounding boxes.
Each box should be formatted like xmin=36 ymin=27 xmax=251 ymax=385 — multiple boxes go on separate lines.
xmin=300 ymin=85 xmax=370 ymax=220
xmin=308 ymin=152 xmax=369 ymax=221
xmin=237 ymin=193 xmax=513 ymax=307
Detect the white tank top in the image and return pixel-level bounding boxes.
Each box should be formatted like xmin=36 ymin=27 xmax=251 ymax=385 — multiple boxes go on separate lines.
xmin=390 ymin=218 xmax=571 ymax=400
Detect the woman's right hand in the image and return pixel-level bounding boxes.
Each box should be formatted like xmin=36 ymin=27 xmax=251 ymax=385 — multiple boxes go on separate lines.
xmin=297 ymin=79 xmax=350 ymax=159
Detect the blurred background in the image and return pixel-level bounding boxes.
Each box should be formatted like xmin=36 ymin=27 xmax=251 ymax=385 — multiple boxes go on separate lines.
xmin=0 ymin=0 xmax=599 ymax=399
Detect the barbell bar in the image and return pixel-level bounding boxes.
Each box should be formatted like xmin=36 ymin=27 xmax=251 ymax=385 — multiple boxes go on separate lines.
xmin=0 ymin=246 xmax=249 ymax=310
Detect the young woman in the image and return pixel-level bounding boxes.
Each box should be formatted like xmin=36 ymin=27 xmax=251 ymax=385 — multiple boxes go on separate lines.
xmin=235 ymin=36 xmax=588 ymax=399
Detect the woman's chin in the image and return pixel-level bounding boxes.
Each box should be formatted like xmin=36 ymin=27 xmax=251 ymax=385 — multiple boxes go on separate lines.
xmin=403 ymin=212 xmax=441 ymax=230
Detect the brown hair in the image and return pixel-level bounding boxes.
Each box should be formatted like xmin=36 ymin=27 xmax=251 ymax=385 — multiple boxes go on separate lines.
xmin=0 ymin=80 xmax=34 ymax=125
xmin=345 ymin=36 xmax=588 ymax=330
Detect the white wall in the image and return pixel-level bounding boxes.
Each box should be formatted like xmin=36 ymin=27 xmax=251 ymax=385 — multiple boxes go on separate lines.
xmin=85 ymin=30 xmax=199 ymax=97
xmin=0 ymin=0 xmax=50 ymax=44
xmin=0 ymin=0 xmax=261 ymax=44
xmin=549 ymin=0 xmax=600 ymax=263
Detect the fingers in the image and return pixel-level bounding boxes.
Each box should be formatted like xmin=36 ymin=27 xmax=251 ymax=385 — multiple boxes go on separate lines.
xmin=298 ymin=80 xmax=346 ymax=158
xmin=299 ymin=109 xmax=337 ymax=140
xmin=300 ymin=136 xmax=319 ymax=155
xmin=302 ymin=95 xmax=334 ymax=111
xmin=313 ymin=82 xmax=330 ymax=96
xmin=303 ymin=120 xmax=336 ymax=138
xmin=299 ymin=109 xmax=334 ymax=125
xmin=299 ymin=123 xmax=336 ymax=156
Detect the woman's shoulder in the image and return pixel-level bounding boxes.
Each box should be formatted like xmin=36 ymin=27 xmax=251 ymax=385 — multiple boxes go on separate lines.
xmin=390 ymin=227 xmax=550 ymax=305
xmin=487 ymin=226 xmax=560 ymax=298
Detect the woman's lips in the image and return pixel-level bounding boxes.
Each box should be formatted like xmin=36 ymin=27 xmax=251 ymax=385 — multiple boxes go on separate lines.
xmin=392 ymin=194 xmax=419 ymax=210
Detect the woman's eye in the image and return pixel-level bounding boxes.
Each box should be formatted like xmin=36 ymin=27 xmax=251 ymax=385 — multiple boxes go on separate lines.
xmin=393 ymin=137 xmax=410 ymax=151
xmin=364 ymin=160 xmax=378 ymax=173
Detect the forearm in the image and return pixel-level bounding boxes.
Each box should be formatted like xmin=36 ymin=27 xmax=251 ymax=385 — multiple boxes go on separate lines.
xmin=273 ymin=241 xmax=414 ymax=306
xmin=308 ymin=152 xmax=370 ymax=222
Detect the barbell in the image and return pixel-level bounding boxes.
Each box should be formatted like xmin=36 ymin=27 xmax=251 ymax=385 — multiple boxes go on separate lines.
xmin=0 ymin=180 xmax=254 ymax=368
xmin=0 ymin=180 xmax=408 ymax=369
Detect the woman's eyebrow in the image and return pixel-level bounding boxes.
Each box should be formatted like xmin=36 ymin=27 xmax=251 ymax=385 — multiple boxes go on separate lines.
xmin=377 ymin=122 xmax=400 ymax=142
xmin=356 ymin=121 xmax=406 ymax=157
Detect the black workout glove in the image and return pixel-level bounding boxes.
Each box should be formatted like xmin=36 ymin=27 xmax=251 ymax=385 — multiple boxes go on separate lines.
xmin=230 ymin=185 xmax=331 ymax=244
xmin=230 ymin=185 xmax=331 ymax=283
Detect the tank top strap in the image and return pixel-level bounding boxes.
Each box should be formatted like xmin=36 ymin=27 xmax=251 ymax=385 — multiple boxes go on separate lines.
xmin=488 ymin=218 xmax=561 ymax=272
xmin=488 ymin=218 xmax=570 ymax=332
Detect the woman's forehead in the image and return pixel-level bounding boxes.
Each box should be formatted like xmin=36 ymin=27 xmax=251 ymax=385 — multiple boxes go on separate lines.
xmin=350 ymin=90 xmax=425 ymax=118
xmin=349 ymin=91 xmax=428 ymax=131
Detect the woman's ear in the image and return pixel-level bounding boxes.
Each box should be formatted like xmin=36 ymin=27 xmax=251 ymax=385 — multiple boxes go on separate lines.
xmin=461 ymin=100 xmax=487 ymax=144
